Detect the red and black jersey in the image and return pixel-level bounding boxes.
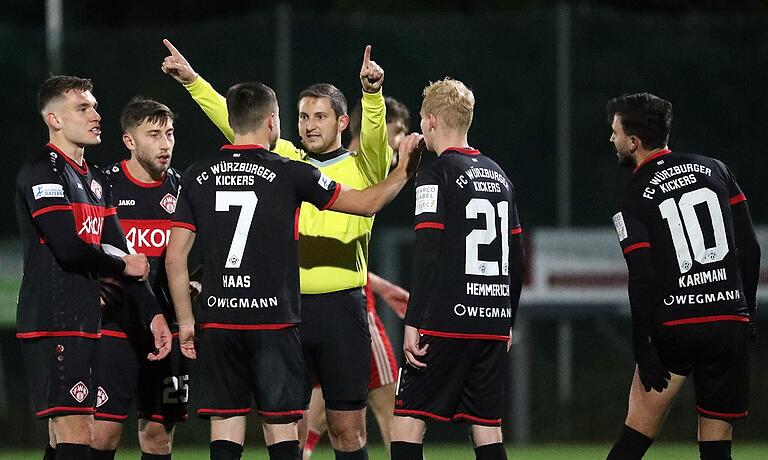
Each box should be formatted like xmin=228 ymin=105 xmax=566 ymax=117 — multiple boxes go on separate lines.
xmin=405 ymin=148 xmax=523 ymax=341
xmin=15 ymin=143 xmax=126 ymax=338
xmin=614 ymin=150 xmax=753 ymax=326
xmin=172 ymin=144 xmax=341 ymax=329
xmin=101 ymin=160 xmax=182 ymax=333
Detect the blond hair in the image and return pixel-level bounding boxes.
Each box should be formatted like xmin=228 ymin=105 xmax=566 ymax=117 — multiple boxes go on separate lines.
xmin=421 ymin=78 xmax=475 ymax=132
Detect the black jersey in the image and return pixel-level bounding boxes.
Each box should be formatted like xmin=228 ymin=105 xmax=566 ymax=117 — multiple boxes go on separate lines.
xmin=614 ymin=149 xmax=750 ymax=326
xmin=407 ymin=148 xmax=522 ymax=340
xmin=172 ymin=144 xmax=340 ymax=328
xmin=101 ymin=160 xmax=182 ymax=333
xmin=15 ymin=143 xmax=126 ymax=337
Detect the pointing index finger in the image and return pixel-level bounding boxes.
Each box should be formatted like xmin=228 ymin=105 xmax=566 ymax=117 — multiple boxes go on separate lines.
xmin=362 ymin=45 xmax=372 ymax=66
xmin=163 ymin=38 xmax=181 ymax=58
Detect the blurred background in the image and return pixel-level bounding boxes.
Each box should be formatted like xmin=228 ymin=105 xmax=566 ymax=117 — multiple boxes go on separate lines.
xmin=1 ymin=0 xmax=767 ymax=453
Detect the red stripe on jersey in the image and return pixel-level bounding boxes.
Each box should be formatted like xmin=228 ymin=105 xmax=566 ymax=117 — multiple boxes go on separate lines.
xmin=104 ymin=207 xmax=117 ymax=216
xmin=729 ymin=194 xmax=747 ymax=205
xmin=101 ymin=329 xmax=129 ymax=339
xmin=48 ymin=143 xmax=88 ymax=175
xmin=419 ymin=329 xmax=509 ymax=342
xmin=394 ymin=409 xmax=451 ymax=422
xmin=321 ymin=184 xmax=342 ymax=211
xmin=121 ymin=160 xmax=165 ymax=188
xmin=511 ymin=226 xmax=523 ymax=235
xmin=696 ymin=406 xmax=748 ymax=419
xmin=198 ymin=408 xmax=251 ymax=415
xmin=16 ymin=331 xmax=101 ymax=339
xmin=121 ymin=219 xmax=172 ymax=257
xmin=444 ymin=147 xmax=480 ymax=156
xmin=662 ymin=315 xmax=749 ymax=326
xmin=138 ymin=412 xmax=189 ymax=422
xmin=453 ymin=413 xmax=502 ymax=425
xmin=623 ymin=242 xmax=651 ymax=254
xmin=72 ymin=202 xmax=109 ymax=245
xmin=171 ymin=221 xmax=196 ymax=232
xmin=294 ymin=207 xmax=301 ymax=241
xmin=633 ymin=148 xmax=672 ymax=174
xmin=198 ymin=323 xmax=295 ymax=331
xmin=221 ymin=144 xmax=266 ymax=151
xmin=37 ymin=406 xmax=95 ymax=417
xmin=415 ymin=222 xmax=445 ymax=231
xmin=257 ymin=409 xmax=305 ymax=417
xmin=95 ymin=412 xmax=129 ymax=421
xmin=32 ymin=204 xmax=73 ymax=218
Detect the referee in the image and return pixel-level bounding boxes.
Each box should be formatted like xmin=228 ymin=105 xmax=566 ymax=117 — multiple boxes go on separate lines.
xmin=162 ymin=40 xmax=393 ymax=460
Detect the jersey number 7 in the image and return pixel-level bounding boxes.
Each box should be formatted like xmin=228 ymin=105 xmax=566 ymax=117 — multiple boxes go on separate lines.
xmin=215 ymin=191 xmax=258 ymax=269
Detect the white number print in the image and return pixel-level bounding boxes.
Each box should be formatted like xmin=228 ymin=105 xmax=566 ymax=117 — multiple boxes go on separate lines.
xmin=215 ymin=191 xmax=258 ymax=269
xmin=465 ymin=198 xmax=509 ymax=276
xmin=659 ymin=187 xmax=728 ymax=274
xmin=162 ymin=375 xmax=189 ymax=404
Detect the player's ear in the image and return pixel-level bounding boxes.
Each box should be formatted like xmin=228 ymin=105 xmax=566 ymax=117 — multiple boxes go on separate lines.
xmin=338 ymin=114 xmax=350 ymax=132
xmin=629 ymin=135 xmax=640 ymax=152
xmin=428 ymin=114 xmax=438 ymax=131
xmin=267 ymin=113 xmax=276 ymax=131
xmin=122 ymin=132 xmax=135 ymax=151
xmin=45 ymin=112 xmax=62 ymax=130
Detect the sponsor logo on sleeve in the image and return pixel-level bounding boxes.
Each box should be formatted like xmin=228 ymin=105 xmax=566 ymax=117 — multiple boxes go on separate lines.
xmin=613 ymin=212 xmax=628 ymax=241
xmin=415 ymin=185 xmax=439 ymax=215
xmin=32 ymin=183 xmax=64 ymax=200
xmin=317 ymin=173 xmax=334 ymax=191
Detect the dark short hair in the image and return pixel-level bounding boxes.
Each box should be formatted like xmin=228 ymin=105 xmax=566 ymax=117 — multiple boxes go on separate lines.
xmin=226 ymin=82 xmax=278 ymax=135
xmin=348 ymin=96 xmax=411 ymax=139
xmin=120 ymin=97 xmax=175 ymax=132
xmin=607 ymin=93 xmax=673 ymax=150
xmin=299 ymin=83 xmax=347 ymax=118
xmin=37 ymin=75 xmax=93 ymax=113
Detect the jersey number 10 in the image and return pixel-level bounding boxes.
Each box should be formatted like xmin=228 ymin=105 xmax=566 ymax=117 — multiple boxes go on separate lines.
xmin=465 ymin=198 xmax=510 ymax=277
xmin=659 ymin=187 xmax=728 ymax=274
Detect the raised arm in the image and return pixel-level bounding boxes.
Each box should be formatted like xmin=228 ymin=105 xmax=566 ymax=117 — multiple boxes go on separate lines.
xmin=357 ymin=45 xmax=394 ymax=184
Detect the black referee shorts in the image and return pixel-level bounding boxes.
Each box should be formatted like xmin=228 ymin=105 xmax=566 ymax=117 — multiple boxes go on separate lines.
xmin=655 ymin=320 xmax=750 ymax=421
xmin=394 ymin=335 xmax=506 ymax=426
xmin=300 ymin=288 xmax=371 ymax=410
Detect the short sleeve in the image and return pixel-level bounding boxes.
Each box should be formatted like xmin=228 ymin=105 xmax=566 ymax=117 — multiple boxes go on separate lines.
xmin=724 ymin=164 xmax=746 ymax=206
xmin=413 ymin=164 xmax=446 ymax=230
xmin=292 ymin=162 xmax=341 ymax=210
xmin=20 ymin=161 xmax=72 ymax=219
xmin=612 ymin=207 xmax=650 ymax=257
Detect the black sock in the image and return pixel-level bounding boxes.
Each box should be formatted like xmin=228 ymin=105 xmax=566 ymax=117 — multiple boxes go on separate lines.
xmin=606 ymin=425 xmax=653 ymax=460
xmin=699 ymin=440 xmax=732 ymax=460
xmin=474 ymin=442 xmax=508 ymax=460
xmin=210 ymin=440 xmax=243 ymax=460
xmin=141 ymin=453 xmax=172 ymax=460
xmin=43 ymin=444 xmax=56 ymax=460
xmin=56 ymin=443 xmax=90 ymax=460
xmin=90 ymin=448 xmax=116 ymax=460
xmin=390 ymin=441 xmax=422 ymax=460
xmin=334 ymin=447 xmax=368 ymax=460
xmin=267 ymin=440 xmax=300 ymax=460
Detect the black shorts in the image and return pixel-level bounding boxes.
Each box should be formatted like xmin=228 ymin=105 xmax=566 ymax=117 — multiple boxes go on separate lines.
xmin=300 ymin=288 xmax=371 ymax=410
xmin=196 ymin=327 xmax=305 ymax=422
xmin=394 ymin=335 xmax=506 ymax=426
xmin=20 ymin=336 xmax=99 ymax=419
xmin=654 ymin=320 xmax=750 ymax=421
xmin=93 ymin=331 xmax=189 ymax=424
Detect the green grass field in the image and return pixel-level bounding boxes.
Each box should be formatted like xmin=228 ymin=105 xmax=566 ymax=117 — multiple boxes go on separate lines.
xmin=2 ymin=444 xmax=768 ymax=459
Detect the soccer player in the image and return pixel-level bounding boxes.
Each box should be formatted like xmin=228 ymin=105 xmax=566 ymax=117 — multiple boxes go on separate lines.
xmin=390 ymin=78 xmax=524 ymax=460
xmin=304 ymin=97 xmax=412 ymax=458
xmin=164 ymin=81 xmax=422 ymax=460
xmin=605 ymin=93 xmax=760 ymax=460
xmin=16 ymin=75 xmax=171 ymax=460
xmin=162 ymin=40 xmax=395 ymax=459
xmin=91 ymin=98 xmax=189 ymax=460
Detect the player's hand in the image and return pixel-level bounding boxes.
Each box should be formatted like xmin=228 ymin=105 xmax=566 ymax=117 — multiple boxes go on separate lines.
xmin=378 ymin=284 xmax=409 ymax=319
xmin=178 ymin=323 xmax=197 ymax=359
xmin=189 ymin=281 xmax=202 ymax=301
xmin=749 ymin=317 xmax=759 ymax=344
xmin=359 ymin=45 xmax=384 ymax=93
xmin=634 ymin=342 xmax=670 ymax=393
xmin=161 ymin=39 xmax=199 ymax=85
xmin=148 ymin=314 xmax=172 ymax=361
xmin=403 ymin=325 xmax=428 ymax=369
xmin=122 ymin=253 xmax=149 ymax=280
xmin=396 ymin=133 xmax=424 ymax=178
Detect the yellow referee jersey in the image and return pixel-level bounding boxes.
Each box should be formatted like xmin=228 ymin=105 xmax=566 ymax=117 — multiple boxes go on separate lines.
xmin=184 ymin=76 xmax=393 ymax=294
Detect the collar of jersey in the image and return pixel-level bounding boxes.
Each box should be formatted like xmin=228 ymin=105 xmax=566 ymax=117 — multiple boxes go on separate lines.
xmin=307 ymin=150 xmax=352 ymax=168
xmin=120 ymin=160 xmax=165 ymax=188
xmin=221 ymin=144 xmax=267 ymax=151
xmin=633 ymin=148 xmax=672 ymax=174
xmin=442 ymin=146 xmax=480 ymax=156
xmin=48 ymin=142 xmax=89 ymax=175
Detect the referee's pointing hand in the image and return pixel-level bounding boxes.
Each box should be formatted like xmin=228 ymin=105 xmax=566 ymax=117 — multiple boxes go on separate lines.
xmin=161 ymin=38 xmax=199 ymax=85
xmin=360 ymin=45 xmax=384 ymax=93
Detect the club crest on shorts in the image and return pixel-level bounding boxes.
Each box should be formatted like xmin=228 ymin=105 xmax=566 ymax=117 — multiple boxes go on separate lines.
xmin=91 ymin=180 xmax=103 ymax=199
xmin=160 ymin=193 xmax=177 ymax=214
xmin=96 ymin=386 xmax=108 ymax=407
xmin=70 ymin=381 xmax=89 ymax=403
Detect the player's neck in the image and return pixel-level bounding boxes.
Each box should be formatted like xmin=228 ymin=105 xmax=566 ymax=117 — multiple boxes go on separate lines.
xmin=633 ymin=145 xmax=669 ymax=168
xmin=347 ymin=137 xmax=360 ymax=151
xmin=125 ymin=157 xmax=163 ymax=183
xmin=434 ymin=133 xmax=470 ymax=157
xmin=48 ymin=134 xmax=86 ymax=165
xmin=233 ymin=133 xmax=270 ymax=149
